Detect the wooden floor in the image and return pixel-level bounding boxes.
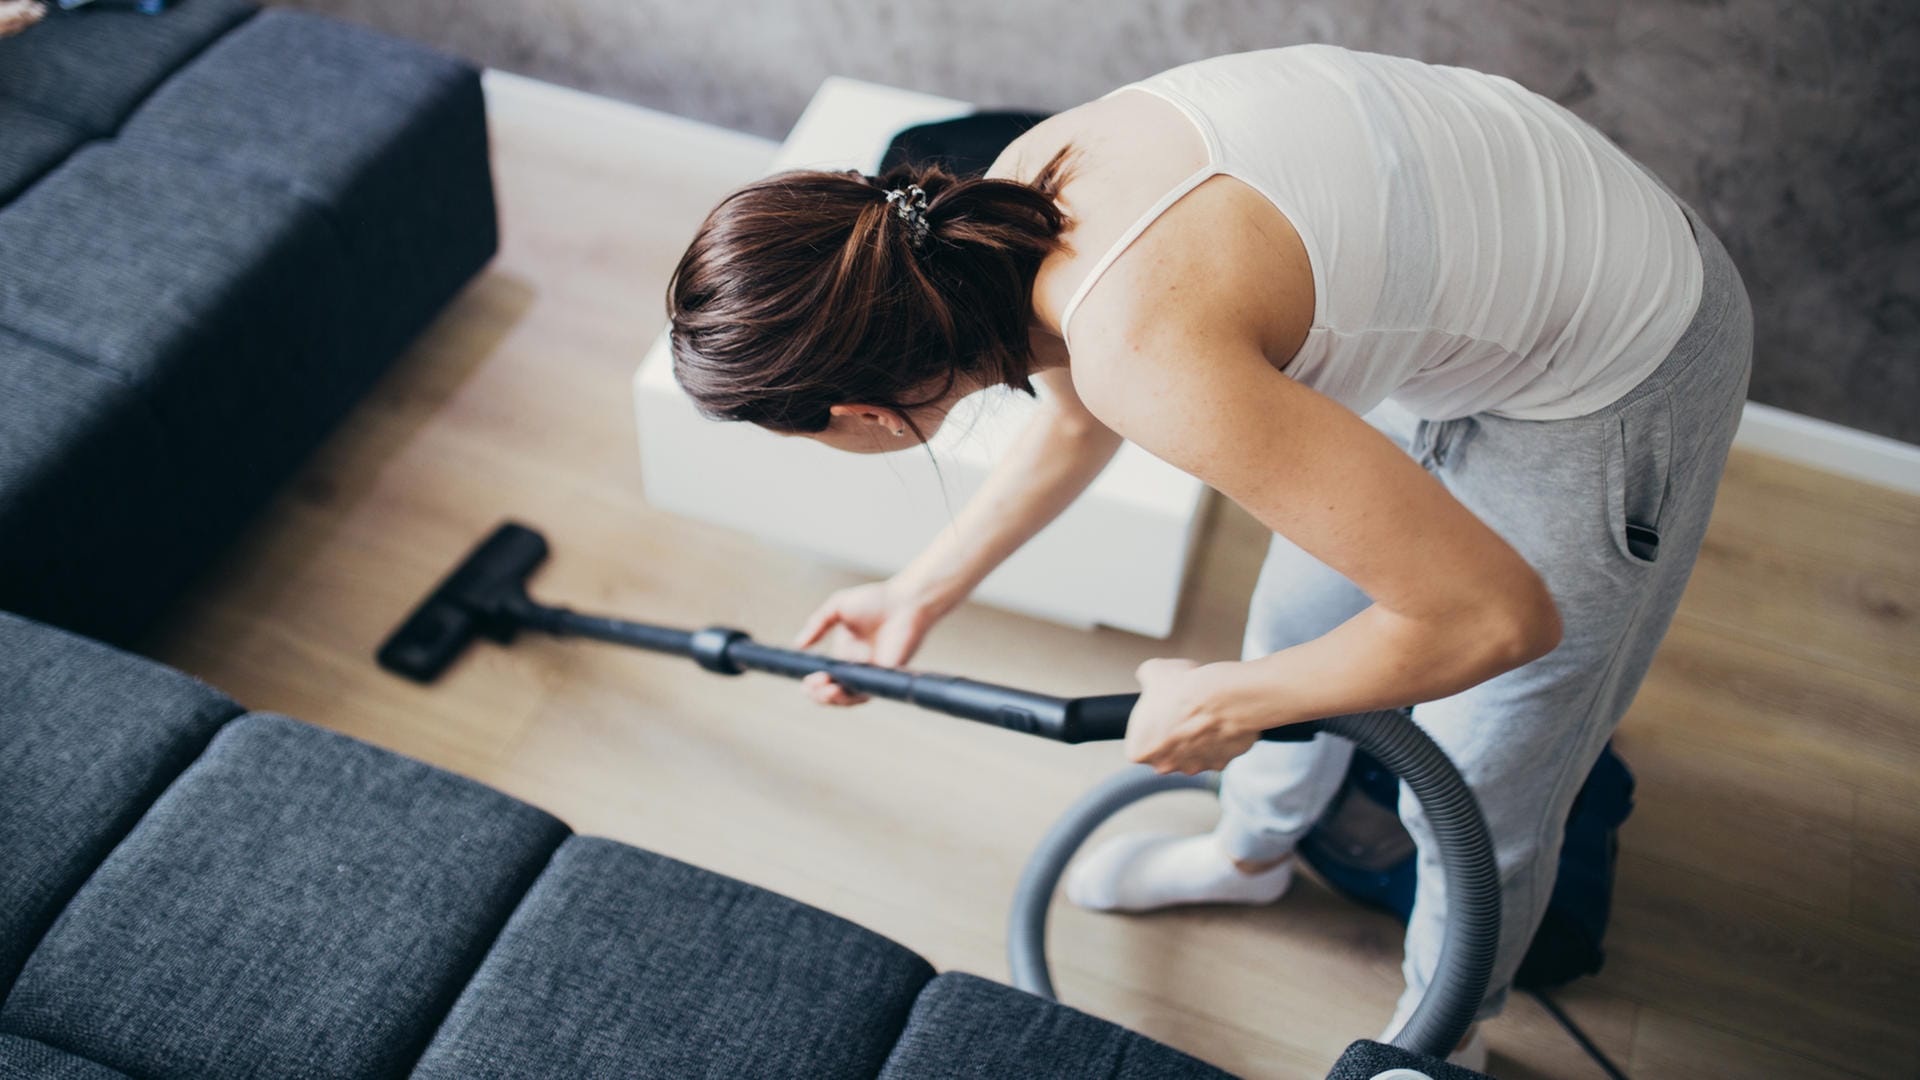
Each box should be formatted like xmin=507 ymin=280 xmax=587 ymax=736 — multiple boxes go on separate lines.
xmin=144 ymin=74 xmax=1920 ymax=1080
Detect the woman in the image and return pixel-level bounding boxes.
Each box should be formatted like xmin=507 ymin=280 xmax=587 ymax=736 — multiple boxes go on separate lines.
xmin=666 ymin=44 xmax=1752 ymax=1066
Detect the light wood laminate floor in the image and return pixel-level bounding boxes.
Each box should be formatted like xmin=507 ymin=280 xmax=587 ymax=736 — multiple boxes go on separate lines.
xmin=145 ymin=74 xmax=1920 ymax=1080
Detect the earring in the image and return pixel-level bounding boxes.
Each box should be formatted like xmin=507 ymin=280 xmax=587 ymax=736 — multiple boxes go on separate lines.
xmin=893 ymin=428 xmax=906 ymax=437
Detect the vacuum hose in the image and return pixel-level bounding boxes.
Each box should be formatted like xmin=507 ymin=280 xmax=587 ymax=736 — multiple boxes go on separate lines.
xmin=1009 ymin=708 xmax=1499 ymax=1062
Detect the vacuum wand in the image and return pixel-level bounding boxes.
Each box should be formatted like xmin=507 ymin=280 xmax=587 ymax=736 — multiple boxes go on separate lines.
xmin=378 ymin=522 xmax=1320 ymax=746
xmin=530 ymin=602 xmax=1143 ymax=743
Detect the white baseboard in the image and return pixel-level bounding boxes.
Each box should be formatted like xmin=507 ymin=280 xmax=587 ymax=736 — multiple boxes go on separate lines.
xmin=1734 ymin=402 xmax=1920 ymax=495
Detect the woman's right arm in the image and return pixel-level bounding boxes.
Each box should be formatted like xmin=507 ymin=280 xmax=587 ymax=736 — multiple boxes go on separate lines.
xmin=896 ymin=366 xmax=1125 ymax=619
xmin=796 ymin=366 xmax=1125 ymax=704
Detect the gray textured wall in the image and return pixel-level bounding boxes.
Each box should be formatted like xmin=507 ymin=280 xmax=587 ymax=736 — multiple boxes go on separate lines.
xmin=277 ymin=0 xmax=1920 ymax=443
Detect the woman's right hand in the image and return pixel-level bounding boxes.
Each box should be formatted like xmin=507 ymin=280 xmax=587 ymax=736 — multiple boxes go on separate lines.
xmin=793 ymin=578 xmax=947 ymax=706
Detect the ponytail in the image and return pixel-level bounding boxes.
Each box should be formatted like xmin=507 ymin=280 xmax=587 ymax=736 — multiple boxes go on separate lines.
xmin=667 ymin=145 xmax=1081 ymax=435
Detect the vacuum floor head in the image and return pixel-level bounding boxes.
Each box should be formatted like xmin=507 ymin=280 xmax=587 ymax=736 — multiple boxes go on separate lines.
xmin=376 ymin=522 xmax=548 ymax=682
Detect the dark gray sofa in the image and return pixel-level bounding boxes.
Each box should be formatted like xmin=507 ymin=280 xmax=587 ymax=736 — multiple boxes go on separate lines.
xmin=0 ymin=610 xmax=1241 ymax=1078
xmin=0 ymin=1 xmax=497 ymax=646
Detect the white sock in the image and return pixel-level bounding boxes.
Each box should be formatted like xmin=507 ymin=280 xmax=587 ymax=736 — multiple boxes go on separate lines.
xmin=1063 ymin=831 xmax=1294 ymax=913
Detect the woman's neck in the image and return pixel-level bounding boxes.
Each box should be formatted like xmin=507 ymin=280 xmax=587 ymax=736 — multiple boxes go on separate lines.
xmin=1027 ymin=323 xmax=1072 ymax=374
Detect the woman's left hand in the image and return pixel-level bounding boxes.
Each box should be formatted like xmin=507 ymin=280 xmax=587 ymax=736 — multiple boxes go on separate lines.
xmin=1124 ymin=658 xmax=1263 ymax=774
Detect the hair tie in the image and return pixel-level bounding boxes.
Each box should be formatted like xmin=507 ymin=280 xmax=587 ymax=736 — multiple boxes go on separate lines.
xmin=884 ymin=184 xmax=932 ymax=249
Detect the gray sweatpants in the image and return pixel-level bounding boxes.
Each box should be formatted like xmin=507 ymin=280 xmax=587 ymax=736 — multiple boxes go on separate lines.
xmin=1216 ymin=195 xmax=1754 ymax=1024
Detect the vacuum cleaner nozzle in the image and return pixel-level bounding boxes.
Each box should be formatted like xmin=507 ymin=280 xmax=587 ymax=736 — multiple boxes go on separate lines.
xmin=376 ymin=521 xmax=549 ymax=682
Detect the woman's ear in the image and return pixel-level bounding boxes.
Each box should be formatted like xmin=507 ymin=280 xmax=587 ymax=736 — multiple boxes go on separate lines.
xmin=828 ymin=403 xmax=910 ymax=437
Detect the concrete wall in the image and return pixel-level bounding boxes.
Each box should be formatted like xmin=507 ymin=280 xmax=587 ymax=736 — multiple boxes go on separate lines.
xmin=279 ymin=0 xmax=1920 ymax=443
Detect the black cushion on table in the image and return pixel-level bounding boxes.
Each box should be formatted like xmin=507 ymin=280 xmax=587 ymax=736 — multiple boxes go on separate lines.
xmin=0 ymin=714 xmax=570 ymax=1079
xmin=0 ymin=0 xmax=255 ymax=136
xmin=879 ymin=111 xmax=1052 ymax=179
xmin=0 ymin=1035 xmax=132 ymax=1079
xmin=0 ymin=612 xmax=240 ymax=998
xmin=877 ymin=972 xmax=1236 ymax=1079
xmin=414 ymin=835 xmax=936 ymax=1079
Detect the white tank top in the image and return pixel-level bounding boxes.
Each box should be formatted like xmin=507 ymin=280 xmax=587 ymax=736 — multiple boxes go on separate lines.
xmin=1057 ymin=45 xmax=1704 ymax=421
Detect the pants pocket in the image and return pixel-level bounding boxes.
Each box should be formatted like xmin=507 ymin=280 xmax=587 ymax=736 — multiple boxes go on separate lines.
xmin=1605 ymin=392 xmax=1674 ymax=566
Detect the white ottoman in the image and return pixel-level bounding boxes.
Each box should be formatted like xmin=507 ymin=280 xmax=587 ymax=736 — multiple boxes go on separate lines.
xmin=633 ymin=77 xmax=1210 ymax=637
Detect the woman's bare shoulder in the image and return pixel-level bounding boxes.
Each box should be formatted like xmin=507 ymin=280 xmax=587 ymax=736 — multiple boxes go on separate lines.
xmin=987 ymin=95 xmax=1207 ymax=335
xmin=987 ymin=93 xmax=1313 ymax=366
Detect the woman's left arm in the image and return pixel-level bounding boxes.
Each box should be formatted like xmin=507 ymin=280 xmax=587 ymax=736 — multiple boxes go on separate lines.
xmin=1072 ymin=314 xmax=1563 ymax=775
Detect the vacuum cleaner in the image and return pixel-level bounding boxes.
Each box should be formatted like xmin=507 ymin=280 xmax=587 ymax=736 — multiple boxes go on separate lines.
xmin=379 ymin=522 xmax=1500 ymax=1068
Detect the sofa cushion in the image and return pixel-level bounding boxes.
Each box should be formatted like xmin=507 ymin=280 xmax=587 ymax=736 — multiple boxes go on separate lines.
xmin=0 ymin=335 xmax=187 ymax=644
xmin=0 ymin=0 xmax=254 ymax=136
xmin=0 ymin=0 xmax=255 ymax=202
xmin=0 ymin=8 xmax=498 ymax=643
xmin=0 ymin=0 xmax=253 ymax=204
xmin=119 ymin=10 xmax=499 ymax=360
xmin=0 ymin=714 xmax=570 ymax=1079
xmin=0 ymin=612 xmax=240 ymax=997
xmin=0 ymin=139 xmax=356 ymax=642
xmin=414 ymin=836 xmax=935 ymax=1079
xmin=0 ymin=136 xmax=358 ymax=496
xmin=0 ymin=101 xmax=81 ymax=206
xmin=877 ymin=973 xmax=1235 ymax=1080
xmin=0 ymin=141 xmax=354 ymax=435
xmin=0 ymin=1036 xmax=130 ymax=1079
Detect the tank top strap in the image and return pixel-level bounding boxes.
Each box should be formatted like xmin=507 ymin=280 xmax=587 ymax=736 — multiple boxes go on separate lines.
xmin=1058 ymin=84 xmax=1224 ymax=349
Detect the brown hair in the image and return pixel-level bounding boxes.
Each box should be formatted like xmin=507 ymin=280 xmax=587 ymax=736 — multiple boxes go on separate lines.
xmin=666 ymin=146 xmax=1079 ymax=437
